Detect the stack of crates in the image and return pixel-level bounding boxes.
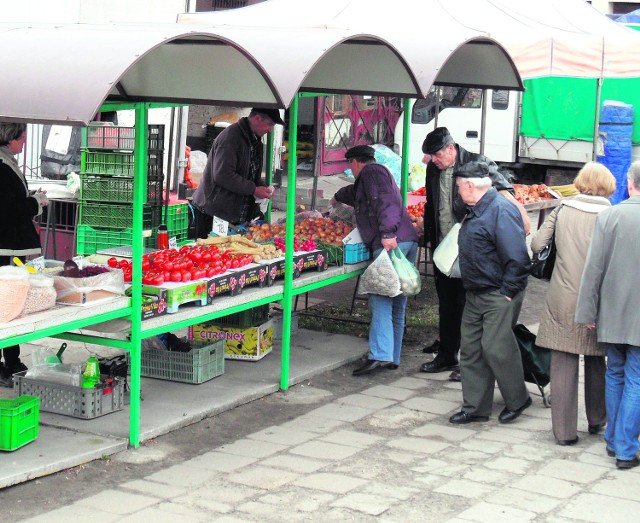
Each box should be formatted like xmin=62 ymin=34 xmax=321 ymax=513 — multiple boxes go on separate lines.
xmin=77 ymin=124 xmax=165 ymax=255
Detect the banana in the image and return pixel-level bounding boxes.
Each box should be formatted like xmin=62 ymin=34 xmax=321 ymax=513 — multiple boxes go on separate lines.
xmin=549 ymin=184 xmax=578 ymax=197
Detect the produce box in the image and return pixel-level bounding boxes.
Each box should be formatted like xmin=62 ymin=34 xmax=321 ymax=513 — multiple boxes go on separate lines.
xmin=140 ymin=340 xmax=224 ymax=384
xmin=264 ymin=249 xmax=327 ymax=286
xmin=13 ymin=372 xmax=125 ymax=419
xmin=0 ymin=396 xmax=40 ymax=451
xmin=207 ymin=272 xmax=242 ymax=302
xmin=189 ymin=319 xmax=274 ymax=361
xmin=140 ymin=289 xmax=168 ymax=320
xmin=230 ymin=263 xmax=270 ymax=290
xmin=52 ymin=267 xmax=125 ymax=304
xmin=343 ymin=228 xmax=371 ymax=264
xmin=142 ymin=280 xmax=208 ymax=314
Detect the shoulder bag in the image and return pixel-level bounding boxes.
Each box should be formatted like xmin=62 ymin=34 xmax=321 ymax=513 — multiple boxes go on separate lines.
xmin=530 ymin=207 xmax=561 ymax=281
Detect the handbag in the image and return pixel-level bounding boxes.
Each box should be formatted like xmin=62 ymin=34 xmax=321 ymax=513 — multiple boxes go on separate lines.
xmin=432 ymin=223 xmax=461 ymax=278
xmin=530 ymin=207 xmax=561 ymax=281
xmin=390 ymin=248 xmax=422 ymax=297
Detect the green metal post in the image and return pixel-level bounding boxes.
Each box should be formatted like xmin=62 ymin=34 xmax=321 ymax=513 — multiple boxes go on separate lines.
xmin=401 ymin=98 xmax=411 ymax=205
xmin=280 ymin=96 xmax=299 ymax=390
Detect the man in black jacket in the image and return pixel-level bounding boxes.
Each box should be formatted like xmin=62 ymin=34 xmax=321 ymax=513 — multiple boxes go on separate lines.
xmin=420 ymin=127 xmax=529 ymax=380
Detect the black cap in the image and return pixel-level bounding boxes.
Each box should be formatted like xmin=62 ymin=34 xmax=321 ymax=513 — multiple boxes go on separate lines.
xmin=453 ymin=161 xmax=490 ymax=178
xmin=345 ymin=145 xmax=376 ymax=161
xmin=422 ymin=126 xmax=455 ymax=154
xmin=251 ymin=108 xmax=284 ymax=125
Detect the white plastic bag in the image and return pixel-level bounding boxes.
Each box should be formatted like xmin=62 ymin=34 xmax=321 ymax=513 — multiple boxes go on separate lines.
xmin=432 ymin=223 xmax=461 ymax=278
xmin=357 ymin=249 xmax=402 ymax=297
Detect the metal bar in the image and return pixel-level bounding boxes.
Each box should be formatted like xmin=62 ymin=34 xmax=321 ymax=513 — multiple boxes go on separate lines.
xmin=50 ymin=333 xmax=132 ymax=350
xmin=291 ymin=268 xmax=365 ymax=295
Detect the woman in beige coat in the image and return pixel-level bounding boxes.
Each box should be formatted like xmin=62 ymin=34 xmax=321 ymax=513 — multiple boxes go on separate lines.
xmin=531 ymin=162 xmax=616 ymax=446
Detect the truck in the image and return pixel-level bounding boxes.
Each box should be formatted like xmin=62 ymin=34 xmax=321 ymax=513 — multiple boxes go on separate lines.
xmin=394 ymin=77 xmax=640 ymax=183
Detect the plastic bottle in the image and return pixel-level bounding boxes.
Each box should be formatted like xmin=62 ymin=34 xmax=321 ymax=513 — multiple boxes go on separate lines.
xmin=157 ymin=224 xmax=169 ymax=250
xmin=82 ymin=356 xmax=100 ymax=388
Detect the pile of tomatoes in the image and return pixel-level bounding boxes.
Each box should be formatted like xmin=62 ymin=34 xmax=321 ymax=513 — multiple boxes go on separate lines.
xmin=107 ymin=244 xmax=253 ymax=286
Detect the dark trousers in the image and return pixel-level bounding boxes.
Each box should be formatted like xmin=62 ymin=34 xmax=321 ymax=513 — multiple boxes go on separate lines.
xmin=434 ymin=266 xmax=466 ymax=364
xmin=0 ymin=255 xmax=20 ymax=367
xmin=193 ymin=206 xmax=213 ymax=239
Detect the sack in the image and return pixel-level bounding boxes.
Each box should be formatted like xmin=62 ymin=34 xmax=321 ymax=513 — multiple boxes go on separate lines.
xmin=357 ymin=249 xmax=402 ymax=297
xmin=432 ymin=223 xmax=461 ymax=278
xmin=390 ymin=248 xmax=422 ymax=297
xmin=530 ymin=207 xmax=561 ymax=281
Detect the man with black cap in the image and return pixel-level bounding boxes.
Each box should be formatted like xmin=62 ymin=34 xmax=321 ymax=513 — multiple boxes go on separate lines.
xmin=192 ymin=108 xmax=284 ymax=238
xmin=448 ymin=161 xmax=531 ymax=425
xmin=419 ymin=127 xmax=529 ymax=380
xmin=332 ymin=145 xmax=418 ymax=376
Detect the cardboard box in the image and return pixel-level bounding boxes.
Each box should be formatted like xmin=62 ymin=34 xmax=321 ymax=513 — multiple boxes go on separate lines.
xmin=207 ymin=271 xmax=242 ymax=302
xmin=229 ymin=263 xmax=269 ymax=291
xmin=264 ymin=249 xmax=328 ymax=286
xmin=140 ymin=289 xmax=168 ymax=320
xmin=142 ymin=280 xmax=208 ymax=314
xmin=189 ymin=319 xmax=274 ymax=361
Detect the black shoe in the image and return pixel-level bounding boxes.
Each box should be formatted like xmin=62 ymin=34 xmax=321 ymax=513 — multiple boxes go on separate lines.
xmin=616 ymin=456 xmax=640 ymax=470
xmin=0 ymin=372 xmax=13 ymax=388
xmin=588 ymin=423 xmax=605 ymax=435
xmin=353 ymin=360 xmax=388 ymax=376
xmin=557 ymin=436 xmax=579 ymax=446
xmin=384 ymin=363 xmax=399 ymax=370
xmin=420 ymin=357 xmax=459 ymax=373
xmin=606 ymin=447 xmax=615 ymax=457
xmin=448 ymin=368 xmax=461 ymax=382
xmin=449 ymin=411 xmax=490 ymax=424
xmin=422 ymin=339 xmax=440 ymax=354
xmin=166 ymin=333 xmax=192 ymax=353
xmin=498 ymin=396 xmax=532 ymax=424
xmin=4 ymin=360 xmax=28 ymax=375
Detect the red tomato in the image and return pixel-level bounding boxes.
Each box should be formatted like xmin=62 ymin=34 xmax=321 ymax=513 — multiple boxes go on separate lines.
xmin=180 ymin=270 xmax=192 ymax=282
xmin=152 ymin=274 xmax=164 ymax=286
xmin=123 ymin=270 xmax=132 ymax=283
xmin=201 ymin=251 xmax=212 ymax=262
xmin=107 ymin=257 xmax=118 ymax=268
xmin=206 ymin=267 xmax=216 ymax=277
xmin=231 ymin=259 xmax=240 ymax=269
xmin=142 ymin=259 xmax=151 ymax=271
xmin=163 ymin=260 xmax=174 ymax=271
xmin=170 ymin=270 xmax=182 ymax=283
xmin=179 ymin=245 xmax=191 ymax=254
xmin=118 ymin=259 xmax=130 ymax=270
xmin=164 ymin=271 xmax=172 ymax=281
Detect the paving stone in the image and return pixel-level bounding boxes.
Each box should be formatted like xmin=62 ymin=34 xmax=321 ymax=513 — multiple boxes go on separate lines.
xmin=433 ymin=478 xmax=497 ymax=498
xmin=504 ymin=443 xmax=555 ymax=462
xmin=336 ymin=393 xmax=396 ymax=410
xmin=173 ymin=493 xmax=233 ymax=515
xmin=187 ymin=481 xmax=263 ymax=505
xmin=235 ymin=500 xmax=283 ymax=517
xmin=409 ymin=423 xmax=476 ymax=442
xmin=306 ymin=402 xmax=374 ymax=422
xmin=511 ymin=474 xmax=583 ymax=499
xmin=401 ymin=396 xmax=460 ymax=415
xmin=280 ymin=414 xmax=346 ymax=434
xmin=460 ymin=437 xmax=508 ymax=454
xmin=245 ymin=425 xmax=317 ymax=446
xmin=330 ymin=492 xmax=392 ymax=516
xmin=318 ymin=429 xmax=384 ymax=448
xmin=591 ymin=471 xmax=640 ymax=501
xmin=361 ymin=384 xmax=416 ymax=401
xmin=439 ymin=448 xmax=494 ymax=465
xmin=483 ymin=456 xmax=533 ymax=475
xmin=215 ymin=438 xmax=289 ymax=459
xmin=430 ymin=389 xmax=465 ymax=403
xmin=387 ymin=451 xmax=420 ymax=464
xmin=537 ymin=458 xmax=608 ymax=484
xmin=119 ymin=479 xmax=187 ymax=499
xmin=21 ymin=506 xmax=122 ymax=523
xmin=188 ymin=451 xmax=258 ymax=472
xmin=293 ymin=472 xmax=368 ymax=494
xmin=386 ymin=436 xmax=450 ymax=455
xmin=463 ymin=468 xmax=512 ymax=486
xmin=412 ymin=458 xmax=469 ymax=477
xmin=559 ymin=492 xmax=640 ymax=522
xmin=258 ymin=487 xmax=336 ymax=512
xmin=508 ymin=414 xmax=555 ymax=432
xmin=118 ymin=504 xmax=210 ymax=523
xmin=388 ymin=376 xmax=429 ymax=390
xmin=455 ymin=501 xmax=537 ymax=522
xmin=290 ymin=440 xmax=363 ymax=460
xmin=485 ymin=486 xmax=563 ymax=513
xmin=227 ymin=465 xmax=300 ymax=490
xmin=74 ymin=489 xmax=160 ymax=515
xmin=476 ymin=426 xmax=533 ymax=444
xmin=260 ymin=454 xmax=327 ymax=473
xmin=363 ymin=481 xmax=420 ymax=501
xmin=368 ymin=405 xmax=437 ymax=429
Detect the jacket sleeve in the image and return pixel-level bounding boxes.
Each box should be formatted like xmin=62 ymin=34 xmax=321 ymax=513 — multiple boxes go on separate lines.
xmin=334 ymin=184 xmax=356 ymax=206
xmin=494 ymin=207 xmax=530 ymax=297
xmin=481 ymin=154 xmax=514 ymax=194
xmin=575 ymin=214 xmax=607 ymax=324
xmin=530 ymin=206 xmax=560 ymax=253
xmin=210 ymin=133 xmax=257 ymax=197
xmin=365 ymin=167 xmax=402 ymax=238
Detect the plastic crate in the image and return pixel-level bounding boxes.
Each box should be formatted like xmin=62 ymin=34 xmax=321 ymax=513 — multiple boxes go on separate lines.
xmin=141 ymin=340 xmax=225 ymax=384
xmin=87 ymin=124 xmax=165 ymax=151
xmin=76 ymin=225 xmax=155 ymax=255
xmin=13 ymin=372 xmax=125 ymax=419
xmin=79 ymin=202 xmax=162 ymax=230
xmin=0 ymin=396 xmax=40 ymax=451
xmin=83 ymin=151 xmax=163 ymax=177
xmin=162 ymin=203 xmax=189 ymax=235
xmin=215 ymin=304 xmax=270 ymax=328
xmin=345 ymin=243 xmax=371 ymax=264
xmin=81 ymin=174 xmax=164 ymax=205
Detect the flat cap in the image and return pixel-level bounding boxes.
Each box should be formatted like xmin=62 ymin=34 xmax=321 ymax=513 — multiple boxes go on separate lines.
xmin=453 ymin=161 xmax=490 ymax=178
xmin=345 ymin=145 xmax=376 ymax=161
xmin=422 ymin=126 xmax=455 ymax=154
xmin=251 ymin=108 xmax=284 ymax=125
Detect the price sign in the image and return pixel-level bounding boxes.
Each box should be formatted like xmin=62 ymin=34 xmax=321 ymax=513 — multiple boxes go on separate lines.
xmin=30 ymin=256 xmax=45 ymax=271
xmin=211 ymin=216 xmax=229 ymax=237
xmin=72 ymin=255 xmax=84 ymax=270
xmin=168 ymin=236 xmax=178 ymax=250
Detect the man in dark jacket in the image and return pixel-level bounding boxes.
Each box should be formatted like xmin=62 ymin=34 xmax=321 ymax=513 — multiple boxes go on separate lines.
xmin=333 ymin=145 xmax=418 ymax=376
xmin=448 ymin=161 xmax=531 ymax=425
xmin=420 ymin=127 xmax=529 ymax=380
xmin=192 ymin=108 xmax=284 ymax=238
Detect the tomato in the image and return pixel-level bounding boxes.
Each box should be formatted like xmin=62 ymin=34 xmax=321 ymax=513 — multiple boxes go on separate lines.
xmin=201 ymin=251 xmax=212 ymax=262
xmin=164 ymin=271 xmax=172 ymax=281
xmin=152 ymin=274 xmax=164 ymax=286
xmin=192 ymin=269 xmax=206 ymax=280
xmin=179 ymin=245 xmax=191 ymax=255
xmin=206 ymin=266 xmax=216 ymax=277
xmin=163 ymin=260 xmax=174 ymax=271
xmin=170 ymin=270 xmax=182 ymax=283
xmin=180 ymin=270 xmax=192 ymax=282
xmin=107 ymin=257 xmax=118 ymax=268
xmin=231 ymin=259 xmax=240 ymax=269
xmin=142 ymin=259 xmax=151 ymax=272
xmin=118 ymin=259 xmax=130 ymax=270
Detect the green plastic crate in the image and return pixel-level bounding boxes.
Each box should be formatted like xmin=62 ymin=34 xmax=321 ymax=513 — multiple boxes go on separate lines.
xmin=215 ymin=305 xmax=270 ymax=328
xmin=0 ymin=396 xmax=40 ymax=451
xmin=141 ymin=340 xmax=225 ymax=384
xmin=87 ymin=124 xmax=165 ymax=151
xmin=83 ymin=151 xmax=163 ymax=177
xmin=162 ymin=203 xmax=190 ymax=242
xmin=81 ymin=174 xmax=164 ymax=205
xmin=79 ymin=202 xmax=162 ymax=230
xmin=76 ymin=225 xmax=155 ymax=255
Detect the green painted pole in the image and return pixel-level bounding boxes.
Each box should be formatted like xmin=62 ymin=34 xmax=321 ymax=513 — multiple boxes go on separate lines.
xmin=280 ymin=95 xmax=299 ymax=390
xmin=401 ymin=98 xmax=411 ymax=205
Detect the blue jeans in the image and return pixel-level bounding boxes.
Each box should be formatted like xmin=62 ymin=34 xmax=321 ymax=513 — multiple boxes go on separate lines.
xmin=604 ymin=344 xmax=640 ymax=460
xmin=367 ymin=242 xmax=418 ymax=365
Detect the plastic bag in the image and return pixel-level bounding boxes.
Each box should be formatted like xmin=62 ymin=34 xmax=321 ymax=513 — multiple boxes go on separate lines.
xmin=0 ymin=266 xmax=30 ymax=322
xmin=390 ymin=248 xmax=422 ymax=297
xmin=408 ymin=164 xmax=426 ymax=192
xmin=357 ymin=249 xmax=402 ymax=297
xmin=432 ymin=223 xmax=461 ymax=278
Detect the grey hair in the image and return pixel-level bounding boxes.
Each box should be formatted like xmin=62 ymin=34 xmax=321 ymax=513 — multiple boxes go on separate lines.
xmin=627 ymin=161 xmax=640 ymax=191
xmin=0 ymin=122 xmax=27 ymax=147
xmin=467 ymin=176 xmax=492 ymax=190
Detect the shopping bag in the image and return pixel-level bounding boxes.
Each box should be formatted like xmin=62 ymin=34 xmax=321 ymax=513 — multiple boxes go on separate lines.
xmin=432 ymin=223 xmax=461 ymax=278
xmin=357 ymin=249 xmax=402 ymax=297
xmin=390 ymin=248 xmax=422 ymax=297
xmin=531 ymin=206 xmax=561 ymax=281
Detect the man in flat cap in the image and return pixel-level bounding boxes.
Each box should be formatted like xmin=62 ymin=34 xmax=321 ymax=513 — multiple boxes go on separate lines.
xmin=192 ymin=108 xmax=284 ymax=237
xmin=419 ymin=127 xmax=530 ymax=381
xmin=448 ymin=161 xmax=531 ymax=424
xmin=333 ymin=145 xmax=418 ymax=376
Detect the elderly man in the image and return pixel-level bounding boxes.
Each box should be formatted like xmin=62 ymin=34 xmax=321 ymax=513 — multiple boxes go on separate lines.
xmin=576 ymin=162 xmax=640 ymax=470
xmin=420 ymin=127 xmax=530 ymax=381
xmin=447 ymin=162 xmax=531 ymax=425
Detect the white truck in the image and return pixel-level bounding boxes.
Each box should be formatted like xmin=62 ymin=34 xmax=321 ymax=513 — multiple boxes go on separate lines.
xmin=394 ymin=83 xmax=640 ymax=183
